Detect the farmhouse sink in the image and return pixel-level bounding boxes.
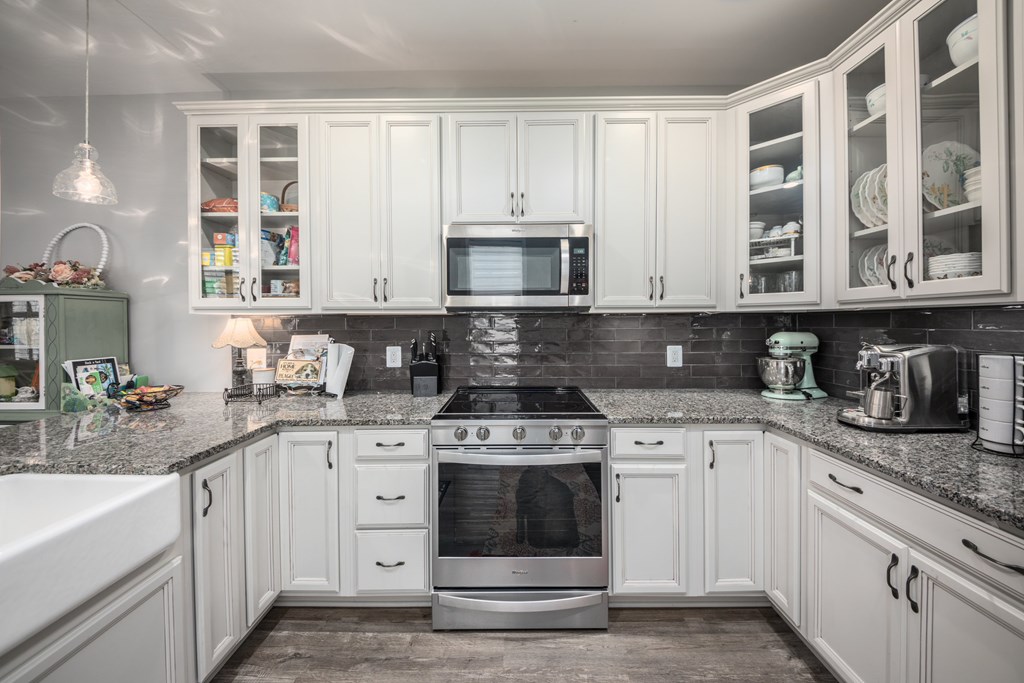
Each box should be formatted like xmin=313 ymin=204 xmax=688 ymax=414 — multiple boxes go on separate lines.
xmin=0 ymin=473 xmax=180 ymax=655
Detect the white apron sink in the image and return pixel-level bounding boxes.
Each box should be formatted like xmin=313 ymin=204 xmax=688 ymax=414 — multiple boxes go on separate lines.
xmin=0 ymin=473 xmax=180 ymax=655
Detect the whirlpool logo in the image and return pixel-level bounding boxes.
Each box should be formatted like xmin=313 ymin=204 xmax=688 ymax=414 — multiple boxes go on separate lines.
xmin=512 ymin=569 xmax=529 ymax=575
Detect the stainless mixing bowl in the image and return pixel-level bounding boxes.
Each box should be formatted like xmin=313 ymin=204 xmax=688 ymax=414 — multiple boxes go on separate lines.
xmin=757 ymin=356 xmax=806 ymax=392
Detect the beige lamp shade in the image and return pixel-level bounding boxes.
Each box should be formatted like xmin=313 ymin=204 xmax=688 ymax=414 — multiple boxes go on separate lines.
xmin=211 ymin=318 xmax=268 ymax=349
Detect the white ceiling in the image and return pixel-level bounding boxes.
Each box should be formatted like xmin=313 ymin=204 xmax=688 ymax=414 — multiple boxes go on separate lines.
xmin=0 ymin=0 xmax=893 ymax=99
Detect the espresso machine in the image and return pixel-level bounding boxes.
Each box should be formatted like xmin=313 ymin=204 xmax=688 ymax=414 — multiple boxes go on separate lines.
xmin=757 ymin=331 xmax=828 ymax=400
xmin=837 ymin=343 xmax=968 ymax=432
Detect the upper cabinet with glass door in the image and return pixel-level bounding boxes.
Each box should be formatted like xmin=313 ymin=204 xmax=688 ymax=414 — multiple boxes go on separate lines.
xmin=735 ymin=81 xmax=820 ymax=306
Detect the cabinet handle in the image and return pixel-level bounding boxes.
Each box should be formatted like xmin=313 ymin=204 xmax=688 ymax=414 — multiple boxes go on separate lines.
xmin=633 ymin=440 xmax=664 ymax=446
xmin=708 ymin=440 xmax=716 ymax=470
xmin=520 ymin=191 xmax=525 ymax=218
xmin=615 ymin=472 xmax=621 ymax=503
xmin=962 ymin=539 xmax=1024 ymax=575
xmin=372 ymin=277 xmax=379 ymax=303
xmin=906 ymin=565 xmax=920 ymax=613
xmin=885 ymin=553 xmax=900 ymax=600
xmin=250 ymin=276 xmax=257 ymax=301
xmin=903 ymin=252 xmax=915 ymax=288
xmin=239 ymin=281 xmax=246 ymax=303
xmin=739 ymin=273 xmax=745 ymax=299
xmin=382 ymin=277 xmax=389 ymax=303
xmin=886 ymin=255 xmax=897 ymax=290
xmin=326 ymin=439 xmax=334 ymax=470
xmin=201 ymin=479 xmax=212 ymax=517
xmin=511 ymin=192 xmax=515 ymax=218
xmin=659 ymin=275 xmax=665 ymax=300
xmin=375 ymin=441 xmax=406 ymax=448
xmin=648 ymin=276 xmax=654 ymax=301
xmin=828 ymin=472 xmax=863 ymax=494
xmin=375 ymin=494 xmax=407 ymax=501
xmin=376 ymin=560 xmax=406 ymax=568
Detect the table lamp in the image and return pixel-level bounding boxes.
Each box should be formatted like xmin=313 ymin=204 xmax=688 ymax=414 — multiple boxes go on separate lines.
xmin=212 ymin=318 xmax=267 ymax=385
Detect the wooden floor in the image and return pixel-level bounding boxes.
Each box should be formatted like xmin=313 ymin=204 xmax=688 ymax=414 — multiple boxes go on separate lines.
xmin=213 ymin=607 xmax=835 ymax=682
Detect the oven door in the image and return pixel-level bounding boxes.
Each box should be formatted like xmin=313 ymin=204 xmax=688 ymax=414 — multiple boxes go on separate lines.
xmin=432 ymin=447 xmax=607 ymax=589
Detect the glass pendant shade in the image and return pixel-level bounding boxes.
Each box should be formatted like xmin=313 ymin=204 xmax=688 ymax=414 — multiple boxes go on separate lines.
xmin=52 ymin=143 xmax=118 ymax=205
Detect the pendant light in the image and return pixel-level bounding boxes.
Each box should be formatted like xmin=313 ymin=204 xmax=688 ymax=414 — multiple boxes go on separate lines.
xmin=52 ymin=0 xmax=118 ymax=205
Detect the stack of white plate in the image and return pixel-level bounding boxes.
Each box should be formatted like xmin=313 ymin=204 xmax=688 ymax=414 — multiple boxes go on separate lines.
xmin=851 ymin=164 xmax=888 ymax=228
xmin=926 ymin=252 xmax=981 ymax=280
xmin=857 ymin=245 xmax=889 ymax=287
xmin=963 ymin=166 xmax=982 ymax=203
xmin=977 ymin=355 xmax=1023 ymax=454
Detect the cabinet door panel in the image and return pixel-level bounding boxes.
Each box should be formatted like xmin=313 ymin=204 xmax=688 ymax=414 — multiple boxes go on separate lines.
xmin=243 ymin=436 xmax=279 ymax=627
xmin=354 ymin=530 xmax=430 ymax=594
xmin=594 ymin=113 xmax=657 ymax=308
xmin=704 ymin=431 xmax=763 ymax=592
xmin=320 ymin=115 xmax=380 ymax=309
xmin=445 ymin=114 xmax=517 ymax=223
xmin=610 ymin=463 xmax=688 ymax=594
xmin=807 ymin=491 xmax=905 ymax=683
xmin=518 ymin=113 xmax=589 ymax=223
xmin=764 ymin=433 xmax=801 ymax=625
xmin=355 ymin=464 xmax=429 ymax=528
xmin=657 ymin=113 xmax=716 ymax=307
xmin=380 ymin=114 xmax=442 ymax=309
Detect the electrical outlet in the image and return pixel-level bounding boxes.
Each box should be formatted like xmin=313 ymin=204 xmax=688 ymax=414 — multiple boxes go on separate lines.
xmin=666 ymin=345 xmax=683 ymax=367
xmin=386 ymin=346 xmax=402 ymax=368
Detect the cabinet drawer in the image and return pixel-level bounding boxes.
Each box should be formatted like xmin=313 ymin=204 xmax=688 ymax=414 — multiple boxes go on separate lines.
xmin=355 ymin=530 xmax=429 ymax=593
xmin=355 ymin=429 xmax=428 ymax=459
xmin=611 ymin=429 xmax=685 ymax=458
xmin=355 ymin=464 xmax=428 ymax=527
xmin=809 ymin=450 xmax=1024 ymax=600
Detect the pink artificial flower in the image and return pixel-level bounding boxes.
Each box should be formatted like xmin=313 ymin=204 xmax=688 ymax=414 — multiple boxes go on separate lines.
xmin=3 ymin=265 xmax=18 ymax=276
xmin=50 ymin=262 xmax=74 ymax=283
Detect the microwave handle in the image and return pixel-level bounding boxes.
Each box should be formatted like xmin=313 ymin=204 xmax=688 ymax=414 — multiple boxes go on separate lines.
xmin=436 ymin=450 xmax=603 ymax=466
xmin=560 ymin=238 xmax=570 ymax=295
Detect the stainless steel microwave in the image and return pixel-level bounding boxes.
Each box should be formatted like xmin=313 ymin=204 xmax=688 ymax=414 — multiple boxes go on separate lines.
xmin=443 ymin=224 xmax=593 ymax=309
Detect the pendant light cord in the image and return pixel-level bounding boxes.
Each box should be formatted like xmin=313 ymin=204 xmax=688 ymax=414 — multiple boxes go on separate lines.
xmin=84 ymin=0 xmax=90 ymax=145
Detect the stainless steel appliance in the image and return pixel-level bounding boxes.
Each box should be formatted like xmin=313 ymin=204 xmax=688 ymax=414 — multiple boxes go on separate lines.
xmin=443 ymin=224 xmax=593 ymax=309
xmin=837 ymin=344 xmax=969 ymax=432
xmin=431 ymin=386 xmax=609 ymax=630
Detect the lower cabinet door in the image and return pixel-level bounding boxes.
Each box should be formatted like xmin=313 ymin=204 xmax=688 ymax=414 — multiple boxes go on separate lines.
xmin=243 ymin=436 xmax=280 ymax=626
xmin=905 ymin=551 xmax=1024 ymax=683
xmin=354 ymin=530 xmax=429 ymax=594
xmin=807 ymin=491 xmax=906 ymax=683
xmin=193 ymin=452 xmax=245 ymax=681
xmin=610 ymin=463 xmax=688 ymax=594
xmin=763 ymin=433 xmax=801 ymax=625
xmin=704 ymin=431 xmax=763 ymax=593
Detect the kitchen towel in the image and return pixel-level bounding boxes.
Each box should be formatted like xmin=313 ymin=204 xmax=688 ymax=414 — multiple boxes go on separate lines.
xmin=325 ymin=343 xmax=354 ymax=397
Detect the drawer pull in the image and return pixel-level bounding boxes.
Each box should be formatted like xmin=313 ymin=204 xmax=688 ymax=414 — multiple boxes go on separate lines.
xmin=201 ymin=479 xmax=213 ymax=517
xmin=708 ymin=440 xmax=716 ymax=470
xmin=828 ymin=473 xmax=863 ymax=494
xmin=327 ymin=439 xmax=334 ymax=470
xmin=885 ymin=553 xmax=899 ymax=600
xmin=906 ymin=565 xmax=920 ymax=613
xmin=615 ymin=472 xmax=621 ymax=503
xmin=375 ymin=560 xmax=406 ymax=568
xmin=375 ymin=494 xmax=407 ymax=501
xmin=633 ymin=440 xmax=664 ymax=446
xmin=962 ymin=539 xmax=1024 ymax=575
xmin=376 ymin=441 xmax=406 ymax=448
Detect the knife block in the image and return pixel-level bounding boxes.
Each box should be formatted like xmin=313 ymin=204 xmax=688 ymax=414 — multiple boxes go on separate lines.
xmin=410 ymin=358 xmax=440 ymax=397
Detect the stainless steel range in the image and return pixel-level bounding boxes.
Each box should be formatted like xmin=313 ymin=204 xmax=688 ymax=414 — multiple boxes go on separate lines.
xmin=430 ymin=386 xmax=609 ymax=630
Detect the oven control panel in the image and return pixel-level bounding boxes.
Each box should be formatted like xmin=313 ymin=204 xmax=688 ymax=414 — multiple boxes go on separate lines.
xmin=431 ymin=421 xmax=608 ymax=447
xmin=568 ymin=238 xmax=589 ymax=296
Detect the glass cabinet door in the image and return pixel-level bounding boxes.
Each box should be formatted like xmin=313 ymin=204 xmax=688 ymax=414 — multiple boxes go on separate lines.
xmin=196 ymin=122 xmax=247 ymax=307
xmin=902 ymin=0 xmax=1008 ymax=297
xmin=0 ymin=296 xmax=44 ymax=410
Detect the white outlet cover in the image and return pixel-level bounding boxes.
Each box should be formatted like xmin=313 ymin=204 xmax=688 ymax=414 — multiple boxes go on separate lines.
xmin=667 ymin=345 xmax=683 ymax=367
xmin=386 ymin=346 xmax=402 ymax=368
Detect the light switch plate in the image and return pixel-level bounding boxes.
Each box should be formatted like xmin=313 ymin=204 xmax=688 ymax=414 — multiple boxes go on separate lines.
xmin=666 ymin=345 xmax=683 ymax=367
xmin=386 ymin=346 xmax=402 ymax=368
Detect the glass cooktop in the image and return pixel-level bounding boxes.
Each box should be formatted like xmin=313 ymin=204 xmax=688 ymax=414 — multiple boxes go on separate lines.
xmin=434 ymin=386 xmax=604 ymax=419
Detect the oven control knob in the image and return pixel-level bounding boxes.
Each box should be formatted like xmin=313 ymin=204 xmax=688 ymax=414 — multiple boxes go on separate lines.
xmin=549 ymin=426 xmax=563 ymax=441
xmin=476 ymin=426 xmax=491 ymax=441
xmin=454 ymin=427 xmax=468 ymax=442
xmin=512 ymin=426 xmax=527 ymax=441
xmin=571 ymin=426 xmax=586 ymax=442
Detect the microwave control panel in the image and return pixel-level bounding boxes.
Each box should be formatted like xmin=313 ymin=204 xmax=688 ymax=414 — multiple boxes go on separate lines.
xmin=569 ymin=239 xmax=589 ymax=295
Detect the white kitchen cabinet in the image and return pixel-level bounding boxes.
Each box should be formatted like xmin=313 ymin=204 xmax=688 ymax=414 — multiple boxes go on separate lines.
xmin=355 ymin=464 xmax=429 ymax=528
xmin=320 ymin=114 xmax=441 ymax=311
xmin=444 ymin=112 xmax=589 ymax=224
xmin=703 ymin=431 xmax=764 ymax=593
xmin=807 ymin=491 xmax=906 ymax=683
xmin=594 ymin=112 xmax=717 ymax=309
xmin=610 ymin=463 xmax=689 ymax=594
xmin=193 ymin=451 xmax=245 ymax=681
xmin=763 ymin=433 xmax=801 ymax=625
xmin=278 ymin=432 xmax=341 ymax=593
xmin=354 ymin=530 xmax=430 ymax=594
xmin=242 ymin=436 xmax=280 ymax=627
xmin=187 ymin=114 xmax=312 ymax=312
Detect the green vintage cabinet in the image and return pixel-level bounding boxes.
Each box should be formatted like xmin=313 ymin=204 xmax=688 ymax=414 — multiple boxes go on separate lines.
xmin=0 ymin=278 xmax=129 ymax=422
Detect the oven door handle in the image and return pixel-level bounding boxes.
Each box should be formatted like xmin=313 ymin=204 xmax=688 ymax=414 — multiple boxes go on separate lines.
xmin=436 ymin=450 xmax=603 ymax=466
xmin=559 ymin=238 xmax=570 ymax=295
xmin=437 ymin=592 xmax=604 ymax=613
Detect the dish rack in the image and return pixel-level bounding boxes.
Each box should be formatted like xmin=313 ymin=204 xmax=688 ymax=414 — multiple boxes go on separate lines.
xmin=749 ymin=234 xmax=802 ymax=261
xmin=223 ymin=382 xmax=279 ymax=405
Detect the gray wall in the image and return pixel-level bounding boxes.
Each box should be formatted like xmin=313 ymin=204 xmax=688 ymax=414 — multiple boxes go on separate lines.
xmin=0 ymin=93 xmax=229 ymax=391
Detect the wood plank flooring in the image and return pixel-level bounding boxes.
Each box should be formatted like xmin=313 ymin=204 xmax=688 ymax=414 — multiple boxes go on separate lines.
xmin=213 ymin=607 xmax=835 ymax=682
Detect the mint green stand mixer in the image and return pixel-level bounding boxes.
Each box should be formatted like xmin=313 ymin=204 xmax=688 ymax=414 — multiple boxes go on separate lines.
xmin=758 ymin=331 xmax=828 ymax=400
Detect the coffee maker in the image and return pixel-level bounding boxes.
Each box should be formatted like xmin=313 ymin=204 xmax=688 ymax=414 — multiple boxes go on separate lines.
xmin=837 ymin=343 xmax=968 ymax=432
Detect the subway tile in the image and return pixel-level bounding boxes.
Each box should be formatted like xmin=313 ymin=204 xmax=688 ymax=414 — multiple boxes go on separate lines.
xmin=715 ymin=377 xmax=765 ymax=390
xmin=892 ymin=308 xmax=973 ymax=330
xmin=665 ymin=376 xmax=717 ymax=389
xmin=346 ymin=316 xmax=395 ymax=329
xmin=972 ymin=307 xmax=1024 ymax=331
xmin=616 ymin=377 xmax=666 ymax=389
xmin=832 ymin=310 xmax=892 ymax=328
xmin=592 ymin=340 xmax=642 ymax=354
xmin=614 ymin=327 xmax=667 ymax=341
xmin=690 ymin=364 xmax=741 ymax=377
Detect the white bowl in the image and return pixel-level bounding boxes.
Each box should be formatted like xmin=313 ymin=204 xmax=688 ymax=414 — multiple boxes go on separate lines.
xmin=750 ymin=165 xmax=784 ymax=189
xmin=965 ymin=186 xmax=982 ymax=203
xmin=946 ymin=14 xmax=979 ymax=67
xmin=865 ymin=84 xmax=886 ymax=116
xmin=749 ymin=220 xmax=766 ymax=230
xmin=749 ymin=228 xmax=765 ymax=240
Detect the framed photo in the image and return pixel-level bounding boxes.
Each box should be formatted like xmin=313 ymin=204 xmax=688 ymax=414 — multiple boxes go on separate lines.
xmin=66 ymin=357 xmax=120 ymax=396
xmin=275 ymin=359 xmax=322 ymax=385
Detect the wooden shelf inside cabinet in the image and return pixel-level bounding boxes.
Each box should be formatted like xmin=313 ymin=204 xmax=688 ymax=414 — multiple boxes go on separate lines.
xmin=260 ymin=265 xmax=300 ymax=271
xmin=259 ymin=157 xmax=299 ymax=182
xmin=202 ymin=266 xmax=240 ymax=272
xmin=923 ymin=58 xmax=978 ymax=99
xmin=749 ymin=180 xmax=804 ymax=215
xmin=201 ymin=158 xmax=238 ymax=180
xmin=850 ymin=112 xmax=886 ymax=138
xmin=851 ymin=225 xmax=889 ymax=240
xmin=749 ymin=132 xmax=803 ymax=168
xmin=260 ymin=212 xmax=299 ymax=219
xmin=922 ymin=200 xmax=980 ymax=232
xmin=749 ymin=254 xmax=805 ymax=269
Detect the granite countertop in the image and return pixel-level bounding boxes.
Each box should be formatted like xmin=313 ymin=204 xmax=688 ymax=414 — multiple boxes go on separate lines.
xmin=0 ymin=388 xmax=1021 ymax=538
